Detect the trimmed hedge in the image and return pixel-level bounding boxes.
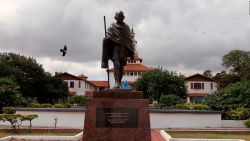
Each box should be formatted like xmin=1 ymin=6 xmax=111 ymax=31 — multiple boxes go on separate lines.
xmin=175 ymin=103 xmax=190 ymax=110
xmin=53 ymin=104 xmax=64 ymax=108
xmin=2 ymin=107 xmax=16 ymax=114
xmin=193 ymin=104 xmax=209 ymax=110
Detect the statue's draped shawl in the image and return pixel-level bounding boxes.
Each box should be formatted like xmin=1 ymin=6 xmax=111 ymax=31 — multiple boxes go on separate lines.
xmin=101 ymin=22 xmax=135 ymax=68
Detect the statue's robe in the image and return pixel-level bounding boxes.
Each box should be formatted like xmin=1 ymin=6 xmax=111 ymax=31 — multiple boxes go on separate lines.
xmin=101 ymin=22 xmax=135 ymax=68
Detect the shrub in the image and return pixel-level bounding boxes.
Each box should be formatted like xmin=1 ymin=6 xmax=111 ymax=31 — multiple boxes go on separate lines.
xmin=68 ymin=95 xmax=88 ymax=106
xmin=228 ymin=107 xmax=250 ymax=120
xmin=244 ymin=119 xmax=250 ymax=128
xmin=148 ymin=98 xmax=154 ymax=104
xmin=64 ymin=103 xmax=71 ymax=108
xmin=21 ymin=114 xmax=38 ymax=132
xmin=53 ymin=104 xmax=64 ymax=108
xmin=2 ymin=107 xmax=16 ymax=114
xmin=193 ymin=104 xmax=209 ymax=110
xmin=175 ymin=103 xmax=190 ymax=110
xmin=31 ymin=103 xmax=41 ymax=108
xmin=40 ymin=103 xmax=52 ymax=108
xmin=0 ymin=114 xmax=38 ymax=132
xmin=17 ymin=97 xmax=38 ymax=107
xmin=160 ymin=94 xmax=183 ymax=108
xmin=0 ymin=114 xmax=22 ymax=132
xmin=152 ymin=103 xmax=164 ymax=109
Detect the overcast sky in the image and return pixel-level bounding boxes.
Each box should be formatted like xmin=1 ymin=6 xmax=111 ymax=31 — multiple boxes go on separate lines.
xmin=0 ymin=0 xmax=249 ymax=80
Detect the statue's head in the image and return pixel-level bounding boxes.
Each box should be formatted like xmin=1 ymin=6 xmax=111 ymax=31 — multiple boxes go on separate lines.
xmin=114 ymin=10 xmax=125 ymax=22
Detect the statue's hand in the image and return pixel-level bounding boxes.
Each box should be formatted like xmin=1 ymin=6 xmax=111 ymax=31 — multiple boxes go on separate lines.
xmin=103 ymin=37 xmax=108 ymax=45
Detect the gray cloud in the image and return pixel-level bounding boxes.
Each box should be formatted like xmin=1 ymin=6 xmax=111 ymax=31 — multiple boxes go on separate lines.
xmin=0 ymin=0 xmax=249 ymax=77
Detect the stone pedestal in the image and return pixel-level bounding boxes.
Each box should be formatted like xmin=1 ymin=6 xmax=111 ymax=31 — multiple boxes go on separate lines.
xmin=83 ymin=90 xmax=151 ymax=141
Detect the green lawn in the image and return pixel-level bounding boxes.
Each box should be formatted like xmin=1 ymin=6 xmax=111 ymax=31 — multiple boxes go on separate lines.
xmin=0 ymin=131 xmax=79 ymax=138
xmin=168 ymin=132 xmax=250 ymax=141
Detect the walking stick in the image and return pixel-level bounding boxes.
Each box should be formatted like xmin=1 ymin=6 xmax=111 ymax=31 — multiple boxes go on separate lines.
xmin=104 ymin=16 xmax=110 ymax=89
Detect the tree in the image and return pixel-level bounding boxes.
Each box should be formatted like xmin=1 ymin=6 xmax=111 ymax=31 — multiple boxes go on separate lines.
xmin=160 ymin=94 xmax=184 ymax=108
xmin=0 ymin=77 xmax=22 ymax=112
xmin=206 ymin=80 xmax=250 ymax=119
xmin=0 ymin=52 xmax=68 ymax=103
xmin=40 ymin=73 xmax=68 ymax=103
xmin=0 ymin=52 xmax=46 ymax=98
xmin=222 ymin=49 xmax=250 ymax=80
xmin=134 ymin=67 xmax=187 ymax=100
xmin=203 ymin=70 xmax=213 ymax=78
xmin=213 ymin=70 xmax=240 ymax=88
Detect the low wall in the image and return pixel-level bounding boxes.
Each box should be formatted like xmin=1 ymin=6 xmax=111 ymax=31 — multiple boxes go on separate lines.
xmin=150 ymin=109 xmax=221 ymax=128
xmin=0 ymin=108 xmax=238 ymax=129
xmin=222 ymin=120 xmax=246 ymax=128
xmin=16 ymin=108 xmax=85 ymax=129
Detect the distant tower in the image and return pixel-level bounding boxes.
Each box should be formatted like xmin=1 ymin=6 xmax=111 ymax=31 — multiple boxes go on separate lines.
xmin=131 ymin=28 xmax=138 ymax=52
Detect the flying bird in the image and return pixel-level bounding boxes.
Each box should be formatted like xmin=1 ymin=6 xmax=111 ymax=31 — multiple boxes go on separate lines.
xmin=60 ymin=45 xmax=67 ymax=56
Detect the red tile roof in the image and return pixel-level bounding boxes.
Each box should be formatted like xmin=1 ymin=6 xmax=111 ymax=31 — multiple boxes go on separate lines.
xmin=57 ymin=72 xmax=88 ymax=80
xmin=78 ymin=74 xmax=88 ymax=79
xmin=109 ymin=64 xmax=152 ymax=72
xmin=58 ymin=72 xmax=83 ymax=80
xmin=184 ymin=73 xmax=218 ymax=82
xmin=89 ymin=81 xmax=109 ymax=87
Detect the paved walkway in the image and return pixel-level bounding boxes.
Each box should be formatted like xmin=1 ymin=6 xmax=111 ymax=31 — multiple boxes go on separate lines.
xmin=4 ymin=128 xmax=250 ymax=141
xmin=151 ymin=129 xmax=166 ymax=141
xmin=165 ymin=128 xmax=250 ymax=132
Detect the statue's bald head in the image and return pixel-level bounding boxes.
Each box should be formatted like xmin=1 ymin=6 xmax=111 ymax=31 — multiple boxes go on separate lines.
xmin=114 ymin=10 xmax=125 ymax=20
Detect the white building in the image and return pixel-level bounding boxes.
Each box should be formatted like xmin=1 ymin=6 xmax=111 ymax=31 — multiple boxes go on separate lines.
xmin=58 ymin=72 xmax=96 ymax=96
xmin=108 ymin=53 xmax=152 ymax=88
xmin=184 ymin=73 xmax=219 ymax=103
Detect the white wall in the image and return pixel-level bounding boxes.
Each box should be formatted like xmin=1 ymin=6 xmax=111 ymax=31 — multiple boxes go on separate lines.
xmin=222 ymin=120 xmax=246 ymax=128
xmin=151 ymin=112 xmax=221 ymax=128
xmin=65 ymin=80 xmax=96 ymax=96
xmin=65 ymin=80 xmax=85 ymax=95
xmin=16 ymin=110 xmax=85 ymax=129
xmin=0 ymin=109 xmax=237 ymax=129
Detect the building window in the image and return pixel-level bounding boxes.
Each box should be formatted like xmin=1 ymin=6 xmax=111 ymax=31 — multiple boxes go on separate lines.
xmin=70 ymin=81 xmax=74 ymax=88
xmin=130 ymin=72 xmax=133 ymax=76
xmin=193 ymin=83 xmax=204 ymax=90
xmin=79 ymin=81 xmax=81 ymax=88
xmin=194 ymin=83 xmax=200 ymax=89
xmin=211 ymin=83 xmax=213 ymax=90
xmin=191 ymin=83 xmax=194 ymax=89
